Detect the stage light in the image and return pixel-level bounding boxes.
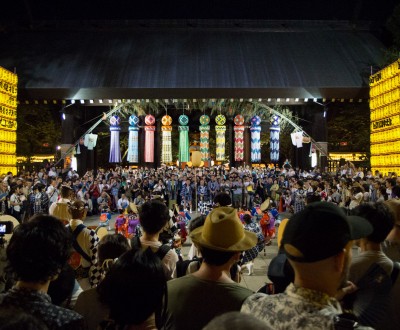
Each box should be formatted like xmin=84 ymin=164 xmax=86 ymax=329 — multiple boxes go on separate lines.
xmin=99 ymin=99 xmax=103 ymax=103
xmin=62 ymin=113 xmax=66 ymax=120
xmin=286 ymin=98 xmax=290 ymax=102
xmin=108 ymin=99 xmax=112 ymax=103
xmin=304 ymin=98 xmax=308 ymax=102
xmin=295 ymin=98 xmax=299 ymax=102
xmin=277 ymin=98 xmax=281 ymax=102
xmin=89 ymin=100 xmax=94 ymax=104
xmin=80 ymin=100 xmax=84 ymax=104
xmin=71 ymin=100 xmax=75 ymax=104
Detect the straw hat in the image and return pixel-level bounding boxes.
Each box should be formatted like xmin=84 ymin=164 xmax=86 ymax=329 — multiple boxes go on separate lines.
xmin=190 ymin=207 xmax=257 ymax=252
xmin=129 ymin=202 xmax=139 ymax=214
xmin=95 ymin=226 xmax=109 ymax=240
xmin=260 ymin=198 xmax=270 ymax=212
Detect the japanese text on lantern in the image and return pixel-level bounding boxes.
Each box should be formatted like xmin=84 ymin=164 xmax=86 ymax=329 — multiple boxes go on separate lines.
xmin=370 ymin=59 xmax=400 ymax=175
xmin=0 ymin=66 xmax=17 ymax=175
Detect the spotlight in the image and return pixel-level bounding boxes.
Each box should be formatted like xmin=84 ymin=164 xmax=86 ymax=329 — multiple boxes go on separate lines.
xmin=80 ymin=100 xmax=84 ymax=104
xmin=62 ymin=113 xmax=66 ymax=120
xmin=99 ymin=99 xmax=103 ymax=103
xmin=89 ymin=100 xmax=94 ymax=104
xmin=71 ymin=100 xmax=75 ymax=104
xmin=295 ymin=98 xmax=299 ymax=102
xmin=304 ymin=98 xmax=308 ymax=102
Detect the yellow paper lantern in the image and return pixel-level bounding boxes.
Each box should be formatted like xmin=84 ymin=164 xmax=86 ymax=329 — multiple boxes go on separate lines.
xmin=192 ymin=151 xmax=202 ymax=167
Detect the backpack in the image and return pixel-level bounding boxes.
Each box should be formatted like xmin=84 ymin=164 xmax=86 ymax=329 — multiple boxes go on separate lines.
xmin=130 ymin=236 xmax=171 ymax=260
xmin=67 ymin=224 xmax=92 ymax=278
xmin=176 ymin=257 xmax=202 ymax=278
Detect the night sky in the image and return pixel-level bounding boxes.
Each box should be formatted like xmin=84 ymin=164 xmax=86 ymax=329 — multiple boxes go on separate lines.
xmin=0 ymin=0 xmax=398 ymax=23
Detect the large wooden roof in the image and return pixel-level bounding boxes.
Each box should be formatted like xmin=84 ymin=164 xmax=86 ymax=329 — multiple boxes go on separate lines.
xmin=0 ymin=20 xmax=385 ymax=100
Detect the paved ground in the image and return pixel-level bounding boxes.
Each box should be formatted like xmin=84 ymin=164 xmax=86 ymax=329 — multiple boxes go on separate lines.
xmin=85 ymin=212 xmax=279 ymax=293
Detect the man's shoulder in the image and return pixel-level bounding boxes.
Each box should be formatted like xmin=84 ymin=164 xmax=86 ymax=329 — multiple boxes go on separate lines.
xmin=241 ymin=292 xmax=336 ymax=329
xmin=168 ymin=275 xmax=253 ymax=296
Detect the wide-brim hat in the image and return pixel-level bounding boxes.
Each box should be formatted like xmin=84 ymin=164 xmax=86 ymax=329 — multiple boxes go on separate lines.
xmin=260 ymin=198 xmax=270 ymax=212
xmin=190 ymin=206 xmax=257 ymax=252
xmin=129 ymin=202 xmax=139 ymax=214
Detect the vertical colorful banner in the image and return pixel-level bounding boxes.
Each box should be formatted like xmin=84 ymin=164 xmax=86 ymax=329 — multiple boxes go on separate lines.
xmin=199 ymin=114 xmax=210 ymax=161
xmin=109 ymin=115 xmax=121 ymax=163
xmin=161 ymin=115 xmax=173 ymax=164
xmin=234 ymin=114 xmax=245 ymax=161
xmin=250 ymin=116 xmax=261 ymax=163
xmin=215 ymin=114 xmax=226 ymax=162
xmin=144 ymin=115 xmax=156 ymax=163
xmin=0 ymin=66 xmax=17 ymax=174
xmin=127 ymin=115 xmax=139 ymax=163
xmin=270 ymin=115 xmax=280 ymax=163
xmin=179 ymin=114 xmax=190 ymax=163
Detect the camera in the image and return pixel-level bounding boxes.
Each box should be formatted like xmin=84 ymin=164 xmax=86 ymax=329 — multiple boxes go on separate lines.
xmin=0 ymin=221 xmax=13 ymax=235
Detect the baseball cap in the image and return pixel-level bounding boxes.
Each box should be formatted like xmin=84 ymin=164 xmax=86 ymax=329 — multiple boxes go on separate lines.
xmin=282 ymin=202 xmax=373 ymax=263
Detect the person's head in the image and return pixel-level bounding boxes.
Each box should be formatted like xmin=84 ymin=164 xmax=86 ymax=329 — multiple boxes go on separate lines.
xmin=68 ymin=200 xmax=86 ymax=220
xmin=188 ymin=215 xmax=206 ymax=233
xmin=352 ymin=202 xmax=394 ymax=244
xmin=213 ymin=192 xmax=232 ymax=207
xmin=98 ymin=249 xmax=167 ymax=328
xmin=60 ymin=185 xmax=73 ymax=199
xmin=282 ymin=202 xmax=373 ymax=294
xmin=6 ymin=215 xmax=72 ymax=283
xmin=139 ymin=200 xmax=169 ymax=235
xmin=190 ymin=207 xmax=257 ymax=266
xmin=242 ymin=214 xmax=252 ymax=225
xmin=97 ymin=234 xmax=130 ymax=271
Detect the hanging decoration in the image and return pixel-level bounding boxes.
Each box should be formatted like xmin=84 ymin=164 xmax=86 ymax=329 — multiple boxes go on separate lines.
xmin=250 ymin=116 xmax=261 ymax=163
xmin=178 ymin=114 xmax=190 ymax=163
xmin=144 ymin=114 xmax=156 ymax=163
xmin=215 ymin=114 xmax=226 ymax=161
xmin=161 ymin=114 xmax=173 ymax=164
xmin=109 ymin=115 xmax=121 ymax=163
xmin=127 ymin=114 xmax=140 ymax=163
xmin=233 ymin=114 xmax=245 ymax=162
xmin=199 ymin=114 xmax=210 ymax=161
xmin=270 ymin=115 xmax=281 ymax=163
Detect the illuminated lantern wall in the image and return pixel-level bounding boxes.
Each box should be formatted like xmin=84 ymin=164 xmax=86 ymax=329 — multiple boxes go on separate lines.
xmin=370 ymin=59 xmax=400 ymax=175
xmin=0 ymin=67 xmax=17 ymax=175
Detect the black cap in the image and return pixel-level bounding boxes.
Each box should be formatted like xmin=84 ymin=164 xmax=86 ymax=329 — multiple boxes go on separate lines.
xmin=282 ymin=202 xmax=373 ymax=263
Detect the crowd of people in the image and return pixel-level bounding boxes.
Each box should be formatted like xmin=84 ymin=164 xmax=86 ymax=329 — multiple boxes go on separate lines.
xmin=1 ymin=160 xmax=399 ymax=221
xmin=0 ymin=161 xmax=399 ymax=329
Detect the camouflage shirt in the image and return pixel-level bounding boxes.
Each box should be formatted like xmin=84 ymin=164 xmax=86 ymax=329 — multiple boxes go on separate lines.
xmin=241 ymin=283 xmax=350 ymax=330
